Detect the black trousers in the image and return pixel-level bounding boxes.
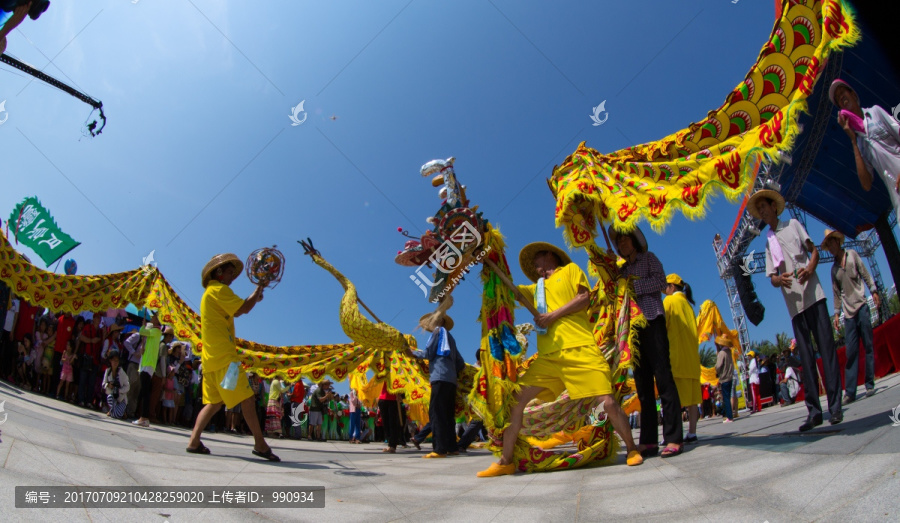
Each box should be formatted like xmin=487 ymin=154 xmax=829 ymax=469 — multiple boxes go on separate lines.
xmin=429 ymin=381 xmax=457 ymax=454
xmin=634 ymin=316 xmax=683 ymax=446
xmin=791 ymin=299 xmax=842 ymax=419
xmin=138 ymin=371 xmax=153 ymax=418
xmin=457 ymin=419 xmax=484 ymax=451
xmin=378 ymin=399 xmax=402 ymax=448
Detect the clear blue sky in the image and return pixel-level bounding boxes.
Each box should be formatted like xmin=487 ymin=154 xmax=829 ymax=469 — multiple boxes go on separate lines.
xmin=1 ymin=1 xmax=893 ymax=394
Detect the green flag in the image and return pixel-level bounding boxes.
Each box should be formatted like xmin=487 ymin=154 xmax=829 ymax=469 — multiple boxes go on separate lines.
xmin=8 ymin=197 xmax=80 ymax=266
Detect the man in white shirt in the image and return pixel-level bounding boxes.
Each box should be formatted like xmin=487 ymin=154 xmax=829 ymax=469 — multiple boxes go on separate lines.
xmin=750 ymin=189 xmax=843 ymax=431
xmin=830 ymin=79 xmax=900 ymax=221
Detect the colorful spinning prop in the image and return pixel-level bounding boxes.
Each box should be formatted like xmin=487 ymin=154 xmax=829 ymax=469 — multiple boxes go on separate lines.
xmin=246 ymin=246 xmax=285 ymax=289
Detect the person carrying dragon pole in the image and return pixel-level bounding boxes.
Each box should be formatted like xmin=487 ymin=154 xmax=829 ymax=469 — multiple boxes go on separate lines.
xmin=476 ymin=242 xmax=642 ymax=477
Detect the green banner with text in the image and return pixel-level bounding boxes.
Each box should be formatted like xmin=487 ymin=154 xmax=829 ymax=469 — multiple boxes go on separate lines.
xmin=8 ymin=197 xmax=80 ymax=266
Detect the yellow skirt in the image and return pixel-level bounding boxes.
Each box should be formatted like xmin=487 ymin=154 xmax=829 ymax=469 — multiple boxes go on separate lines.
xmin=202 ymin=365 xmax=254 ymax=409
xmin=674 ymin=377 xmax=701 ymax=406
xmin=519 ymin=345 xmax=612 ymax=403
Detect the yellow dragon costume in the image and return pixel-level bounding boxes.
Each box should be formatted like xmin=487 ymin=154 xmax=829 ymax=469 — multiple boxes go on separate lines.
xmin=0 ymin=0 xmax=859 ymax=473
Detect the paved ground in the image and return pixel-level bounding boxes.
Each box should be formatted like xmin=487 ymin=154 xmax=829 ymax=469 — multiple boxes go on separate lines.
xmin=2 ymin=373 xmax=899 ymax=522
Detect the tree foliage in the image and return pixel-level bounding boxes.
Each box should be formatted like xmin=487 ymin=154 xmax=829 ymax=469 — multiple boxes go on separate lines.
xmin=699 ymin=346 xmax=717 ymax=367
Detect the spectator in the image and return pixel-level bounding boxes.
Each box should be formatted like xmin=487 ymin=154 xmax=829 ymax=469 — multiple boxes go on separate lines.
xmin=822 ymin=228 xmax=879 ymax=403
xmin=102 ymin=349 xmax=130 ymax=419
xmin=16 ymin=333 xmax=34 ymax=388
xmin=288 ymin=380 xmax=306 ymax=439
xmin=266 ymin=379 xmax=286 ymax=439
xmin=1 ymin=293 xmax=19 ymax=380
xmin=714 ymin=335 xmax=735 ymax=423
xmin=780 ymin=363 xmax=800 ymax=406
xmin=162 ymin=364 xmax=177 ymax=425
xmin=150 ymin=326 xmax=175 ymax=422
xmin=751 ymin=188 xmax=843 ymax=431
xmin=52 ymin=313 xmax=75 ymax=395
xmin=830 ymin=79 xmax=900 ymax=221
xmin=77 ymin=314 xmax=103 ymax=408
xmin=133 ymin=316 xmax=163 ymax=428
xmin=56 ymin=338 xmax=76 ymax=401
xmin=308 ymin=380 xmax=333 ymax=442
xmin=348 ymin=387 xmax=362 ymax=443
xmin=123 ymin=329 xmax=143 ymax=418
xmin=747 ymin=351 xmax=761 ymax=413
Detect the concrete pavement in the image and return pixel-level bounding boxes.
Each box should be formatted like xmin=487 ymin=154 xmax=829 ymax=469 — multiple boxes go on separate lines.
xmin=2 ymin=373 xmax=899 ymax=522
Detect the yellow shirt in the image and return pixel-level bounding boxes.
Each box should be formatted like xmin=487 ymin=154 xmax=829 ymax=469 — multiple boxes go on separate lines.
xmin=518 ymin=263 xmax=594 ymax=355
xmin=663 ymin=292 xmax=700 ymax=380
xmin=200 ymin=280 xmax=245 ymax=373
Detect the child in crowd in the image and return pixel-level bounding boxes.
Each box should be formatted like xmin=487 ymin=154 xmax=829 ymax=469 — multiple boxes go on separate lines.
xmin=39 ymin=323 xmax=56 ymax=395
xmin=102 ymin=349 xmax=130 ymax=419
xmin=162 ymin=364 xmax=176 ymax=425
xmin=16 ymin=334 xmax=35 ymax=389
xmin=57 ymin=339 xmax=76 ymax=401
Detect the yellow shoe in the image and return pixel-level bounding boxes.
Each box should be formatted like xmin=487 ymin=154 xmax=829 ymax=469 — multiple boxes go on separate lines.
xmin=423 ymin=452 xmax=447 ymax=459
xmin=626 ymin=450 xmax=643 ymax=466
xmin=476 ymin=462 xmax=515 ymax=477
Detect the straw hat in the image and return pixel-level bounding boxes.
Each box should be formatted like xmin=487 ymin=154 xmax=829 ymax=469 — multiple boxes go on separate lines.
xmin=666 ymin=273 xmax=684 ymax=287
xmin=714 ymin=334 xmax=733 ymax=347
xmin=419 ymin=296 xmax=455 ymax=332
xmin=201 ymin=253 xmax=244 ymax=287
xmin=822 ymin=228 xmax=845 ymax=247
xmin=747 ymin=189 xmax=785 ymax=220
xmin=608 ymin=225 xmax=648 ymax=255
xmin=518 ymin=242 xmax=572 ymax=283
xmin=828 ymin=79 xmax=856 ymax=105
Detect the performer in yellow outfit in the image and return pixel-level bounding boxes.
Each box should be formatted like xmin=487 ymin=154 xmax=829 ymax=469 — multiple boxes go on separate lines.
xmin=476 ymin=242 xmax=642 ymax=477
xmin=663 ymin=274 xmax=701 ymax=443
xmin=186 ymin=253 xmax=279 ymax=462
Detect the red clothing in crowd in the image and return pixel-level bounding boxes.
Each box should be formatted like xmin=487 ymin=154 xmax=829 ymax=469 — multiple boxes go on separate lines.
xmin=290 ymin=382 xmax=306 ymax=404
xmin=701 ymin=383 xmax=710 ymax=401
xmin=378 ymin=384 xmax=396 ymax=401
xmin=54 ymin=315 xmax=75 ymax=354
xmin=14 ymin=301 xmax=42 ymax=341
xmin=81 ymin=323 xmax=103 ymax=366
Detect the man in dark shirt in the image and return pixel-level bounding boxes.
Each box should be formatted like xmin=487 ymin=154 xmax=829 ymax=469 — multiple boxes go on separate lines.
xmin=308 ymin=381 xmax=333 ymax=441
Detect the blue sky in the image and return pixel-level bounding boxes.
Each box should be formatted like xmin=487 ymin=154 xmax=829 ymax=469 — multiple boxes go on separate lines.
xmin=1 ymin=1 xmax=893 ymax=392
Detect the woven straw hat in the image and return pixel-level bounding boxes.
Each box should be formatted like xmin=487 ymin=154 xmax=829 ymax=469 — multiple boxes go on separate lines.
xmin=518 ymin=242 xmax=572 ymax=283
xmin=418 ymin=296 xmax=455 ymax=332
xmin=822 ymin=228 xmax=845 ymax=247
xmin=747 ymin=189 xmax=785 ymax=220
xmin=201 ymin=253 xmax=244 ymax=288
xmin=714 ymin=334 xmax=733 ymax=347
